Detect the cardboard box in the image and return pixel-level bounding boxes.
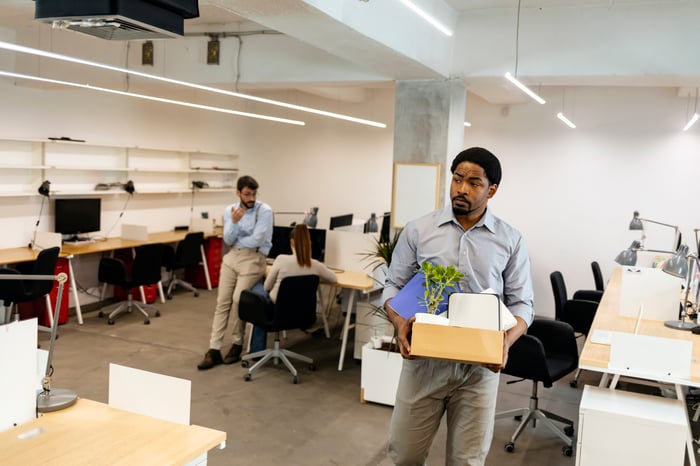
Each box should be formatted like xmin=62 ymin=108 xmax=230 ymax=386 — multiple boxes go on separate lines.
xmin=409 ymin=322 xmax=504 ymax=365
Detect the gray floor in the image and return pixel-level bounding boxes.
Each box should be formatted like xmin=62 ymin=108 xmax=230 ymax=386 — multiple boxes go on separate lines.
xmin=43 ymin=287 xmax=595 ymax=466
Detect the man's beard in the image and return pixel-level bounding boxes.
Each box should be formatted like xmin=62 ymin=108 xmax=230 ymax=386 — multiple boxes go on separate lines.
xmin=451 ymin=196 xmax=471 ymax=216
xmin=242 ymin=200 xmax=255 ymax=208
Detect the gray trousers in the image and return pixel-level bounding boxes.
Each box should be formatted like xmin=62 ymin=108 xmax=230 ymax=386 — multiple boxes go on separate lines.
xmin=208 ymin=248 xmax=266 ymax=350
xmin=388 ymin=358 xmax=500 ymax=466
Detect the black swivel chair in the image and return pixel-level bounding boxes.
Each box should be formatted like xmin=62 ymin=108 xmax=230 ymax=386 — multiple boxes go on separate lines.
xmin=0 ymin=247 xmax=60 ymax=332
xmin=239 ymin=275 xmax=319 ymax=384
xmin=163 ymin=231 xmax=204 ymax=299
xmin=591 ymin=261 xmax=605 ymax=292
xmin=550 ymin=271 xmax=601 ymax=387
xmin=495 ymin=319 xmax=579 ymax=457
xmin=98 ymin=243 xmax=165 ymax=325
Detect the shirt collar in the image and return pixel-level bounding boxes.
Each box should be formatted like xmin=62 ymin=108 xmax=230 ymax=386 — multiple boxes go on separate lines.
xmin=438 ymin=206 xmax=496 ymax=233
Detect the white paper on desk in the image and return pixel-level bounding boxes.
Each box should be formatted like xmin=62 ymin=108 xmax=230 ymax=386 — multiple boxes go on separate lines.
xmin=448 ymin=290 xmax=517 ymax=330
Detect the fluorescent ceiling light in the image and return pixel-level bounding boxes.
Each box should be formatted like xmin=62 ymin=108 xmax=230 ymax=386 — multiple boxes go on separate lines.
xmin=556 ymin=112 xmax=576 ymax=129
xmin=0 ymin=70 xmax=305 ymax=126
xmin=504 ymin=72 xmax=545 ymax=105
xmin=463 ymin=121 xmax=471 ymax=127
xmin=683 ymin=113 xmax=698 ymax=132
xmin=0 ymin=40 xmax=385 ymax=128
xmin=399 ymin=0 xmax=453 ymax=37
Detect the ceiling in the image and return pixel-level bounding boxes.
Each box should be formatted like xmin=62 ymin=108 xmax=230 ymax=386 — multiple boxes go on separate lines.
xmin=0 ymin=0 xmax=697 ymax=105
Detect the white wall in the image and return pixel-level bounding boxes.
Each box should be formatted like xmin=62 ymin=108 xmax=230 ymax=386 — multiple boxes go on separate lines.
xmin=2 ymin=76 xmax=699 ymax=319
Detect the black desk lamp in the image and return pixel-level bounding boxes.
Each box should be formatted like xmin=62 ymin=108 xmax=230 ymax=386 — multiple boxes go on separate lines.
xmin=103 ymin=181 xmax=136 ymax=238
xmin=190 ymin=180 xmax=208 ymax=213
xmin=30 ymin=180 xmax=51 ymax=249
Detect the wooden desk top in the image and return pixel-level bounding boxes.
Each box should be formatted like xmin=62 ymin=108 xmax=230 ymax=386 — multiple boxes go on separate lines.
xmin=0 ymin=228 xmax=223 ymax=264
xmin=0 ymin=398 xmax=226 ymax=466
xmin=579 ymin=267 xmax=700 ymax=384
xmin=264 ymin=264 xmax=374 ymax=291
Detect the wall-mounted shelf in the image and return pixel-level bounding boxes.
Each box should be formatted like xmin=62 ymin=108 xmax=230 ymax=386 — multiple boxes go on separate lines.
xmin=0 ymin=137 xmax=238 ymax=196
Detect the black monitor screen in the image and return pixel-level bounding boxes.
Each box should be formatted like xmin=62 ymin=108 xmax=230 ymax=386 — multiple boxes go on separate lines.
xmin=268 ymin=226 xmax=326 ymax=262
xmin=329 ymin=214 xmax=353 ymax=230
xmin=380 ymin=212 xmax=391 ymax=243
xmin=54 ymin=198 xmax=101 ymax=239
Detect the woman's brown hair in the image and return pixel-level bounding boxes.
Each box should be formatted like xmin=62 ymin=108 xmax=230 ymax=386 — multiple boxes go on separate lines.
xmin=292 ymin=224 xmax=312 ymax=267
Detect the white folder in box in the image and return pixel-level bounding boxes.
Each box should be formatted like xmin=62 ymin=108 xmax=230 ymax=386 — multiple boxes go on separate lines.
xmin=448 ymin=290 xmax=517 ymax=330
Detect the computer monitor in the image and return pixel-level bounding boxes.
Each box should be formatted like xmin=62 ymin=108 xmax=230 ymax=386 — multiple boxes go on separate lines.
xmin=268 ymin=226 xmax=327 ymax=262
xmin=54 ymin=198 xmax=101 ymax=241
xmin=329 ymin=214 xmax=353 ymax=230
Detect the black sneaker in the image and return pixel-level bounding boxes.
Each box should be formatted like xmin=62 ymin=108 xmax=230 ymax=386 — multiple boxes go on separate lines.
xmin=197 ymin=349 xmax=223 ymax=370
xmin=223 ymin=344 xmax=243 ymax=364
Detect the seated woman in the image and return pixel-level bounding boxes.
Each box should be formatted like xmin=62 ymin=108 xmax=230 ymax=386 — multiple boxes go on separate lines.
xmin=248 ymin=223 xmax=338 ymax=353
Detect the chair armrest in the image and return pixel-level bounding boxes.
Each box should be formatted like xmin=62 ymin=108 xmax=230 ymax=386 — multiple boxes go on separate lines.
xmin=573 ymin=289 xmax=603 ymax=303
xmin=239 ymin=290 xmax=272 ymax=326
xmin=562 ymin=299 xmax=599 ymax=335
xmin=503 ymin=332 xmax=550 ymax=383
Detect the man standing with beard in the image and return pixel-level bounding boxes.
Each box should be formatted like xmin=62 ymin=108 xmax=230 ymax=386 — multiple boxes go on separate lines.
xmin=198 ymin=175 xmax=273 ymax=370
xmin=382 ymin=147 xmax=534 ymax=466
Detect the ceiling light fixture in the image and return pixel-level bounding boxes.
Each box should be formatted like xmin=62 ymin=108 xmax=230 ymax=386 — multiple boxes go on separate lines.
xmin=0 ymin=70 xmax=305 ymax=125
xmin=556 ymin=112 xmax=576 ymax=129
xmin=0 ymin=40 xmax=385 ymax=128
xmin=683 ymin=88 xmax=699 ymax=132
xmin=399 ymin=0 xmax=453 ymax=37
xmin=505 ymin=0 xmax=545 ymax=105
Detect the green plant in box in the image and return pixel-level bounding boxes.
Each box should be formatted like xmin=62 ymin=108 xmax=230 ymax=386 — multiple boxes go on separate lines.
xmin=419 ymin=262 xmax=464 ymax=315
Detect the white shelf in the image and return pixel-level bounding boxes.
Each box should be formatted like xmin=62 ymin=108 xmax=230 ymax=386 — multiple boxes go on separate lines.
xmin=0 ymin=138 xmax=238 ymax=196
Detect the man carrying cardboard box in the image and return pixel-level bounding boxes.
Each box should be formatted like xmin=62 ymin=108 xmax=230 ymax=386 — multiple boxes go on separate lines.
xmin=383 ymin=147 xmax=534 ymax=466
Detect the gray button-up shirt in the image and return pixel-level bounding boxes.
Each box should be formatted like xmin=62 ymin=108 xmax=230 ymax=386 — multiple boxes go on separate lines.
xmin=383 ymin=206 xmax=534 ymax=325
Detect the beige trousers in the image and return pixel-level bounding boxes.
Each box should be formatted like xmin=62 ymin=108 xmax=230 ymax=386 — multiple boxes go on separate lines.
xmin=208 ymin=248 xmax=266 ymax=350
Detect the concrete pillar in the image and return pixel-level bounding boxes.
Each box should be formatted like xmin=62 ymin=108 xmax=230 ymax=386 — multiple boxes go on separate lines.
xmin=393 ymin=79 xmax=466 ymax=207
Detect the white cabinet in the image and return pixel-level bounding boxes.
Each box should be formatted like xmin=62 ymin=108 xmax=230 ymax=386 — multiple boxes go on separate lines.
xmin=576 ymin=385 xmax=687 ymax=466
xmin=360 ymin=339 xmax=403 ymax=406
xmin=0 ymin=137 xmax=238 ymax=196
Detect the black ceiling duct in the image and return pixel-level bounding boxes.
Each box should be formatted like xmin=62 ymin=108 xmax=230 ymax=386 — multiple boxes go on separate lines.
xmin=34 ymin=0 xmax=200 ymax=41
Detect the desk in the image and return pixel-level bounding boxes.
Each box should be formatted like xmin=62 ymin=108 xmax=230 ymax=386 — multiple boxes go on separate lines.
xmin=0 ymin=229 xmax=222 ymax=325
xmin=579 ymin=267 xmax=700 ymax=465
xmin=0 ymin=397 xmax=226 ymax=465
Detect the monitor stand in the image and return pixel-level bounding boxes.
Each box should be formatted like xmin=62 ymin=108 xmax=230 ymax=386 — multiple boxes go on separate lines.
xmin=63 ymin=235 xmax=92 ymax=243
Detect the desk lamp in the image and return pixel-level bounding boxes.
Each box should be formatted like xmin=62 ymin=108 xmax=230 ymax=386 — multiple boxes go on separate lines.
xmin=661 ymin=244 xmax=698 ymax=331
xmin=0 ymin=272 xmax=78 ymax=411
xmin=628 ymin=211 xmax=680 ymax=251
xmin=303 ymin=207 xmax=319 ymax=228
xmin=103 ymin=181 xmax=136 ymax=238
xmin=29 ymin=180 xmax=51 ymax=249
xmin=190 ymin=180 xmax=208 ymax=213
xmin=614 ymin=240 xmax=641 ymax=266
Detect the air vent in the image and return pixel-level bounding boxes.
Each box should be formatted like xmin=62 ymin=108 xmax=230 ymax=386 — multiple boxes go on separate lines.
xmin=35 ymin=0 xmax=200 ymax=41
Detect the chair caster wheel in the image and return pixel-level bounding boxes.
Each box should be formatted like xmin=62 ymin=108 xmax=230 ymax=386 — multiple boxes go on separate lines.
xmin=98 ymin=311 xmax=104 ymax=318
xmin=309 ymin=364 xmax=316 ymax=371
xmin=514 ymin=415 xmax=522 ymax=421
xmin=562 ymin=446 xmax=573 ymax=457
xmin=504 ymin=442 xmax=515 ymax=453
xmin=155 ymin=311 xmax=161 ymax=317
xmin=241 ymin=361 xmax=249 ymax=368
xmin=292 ymin=376 xmax=299 ymax=384
xmin=144 ymin=320 xmax=150 ymax=325
xmin=570 ymin=379 xmax=578 ymax=388
xmin=194 ymin=292 xmax=199 ymax=298
xmin=166 ymin=294 xmax=173 ymax=300
xmin=244 ymin=374 xmax=252 ymax=382
xmin=108 ymin=319 xmax=114 ymax=325
xmin=564 ymin=425 xmax=574 ymax=436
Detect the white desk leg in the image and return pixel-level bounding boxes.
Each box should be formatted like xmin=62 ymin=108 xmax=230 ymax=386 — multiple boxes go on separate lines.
xmin=67 ymin=256 xmax=83 ymax=325
xmin=157 ymin=281 xmax=165 ymax=303
xmin=317 ymin=288 xmax=330 ymax=339
xmin=200 ymin=244 xmax=212 ymax=291
xmin=337 ymin=289 xmax=357 ymax=371
xmin=675 ymin=384 xmax=698 ymax=466
xmin=44 ymin=295 xmax=54 ymax=327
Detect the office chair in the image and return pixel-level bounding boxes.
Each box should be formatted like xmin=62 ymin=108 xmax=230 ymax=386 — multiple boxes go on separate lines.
xmin=163 ymin=231 xmax=204 ymax=299
xmin=591 ymin=261 xmax=605 ymax=292
xmin=495 ymin=319 xmax=579 ymax=457
xmin=0 ymin=246 xmax=60 ymax=332
xmin=98 ymin=243 xmax=165 ymax=325
xmin=550 ymin=271 xmax=601 ymax=387
xmin=239 ymin=275 xmax=319 ymax=384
